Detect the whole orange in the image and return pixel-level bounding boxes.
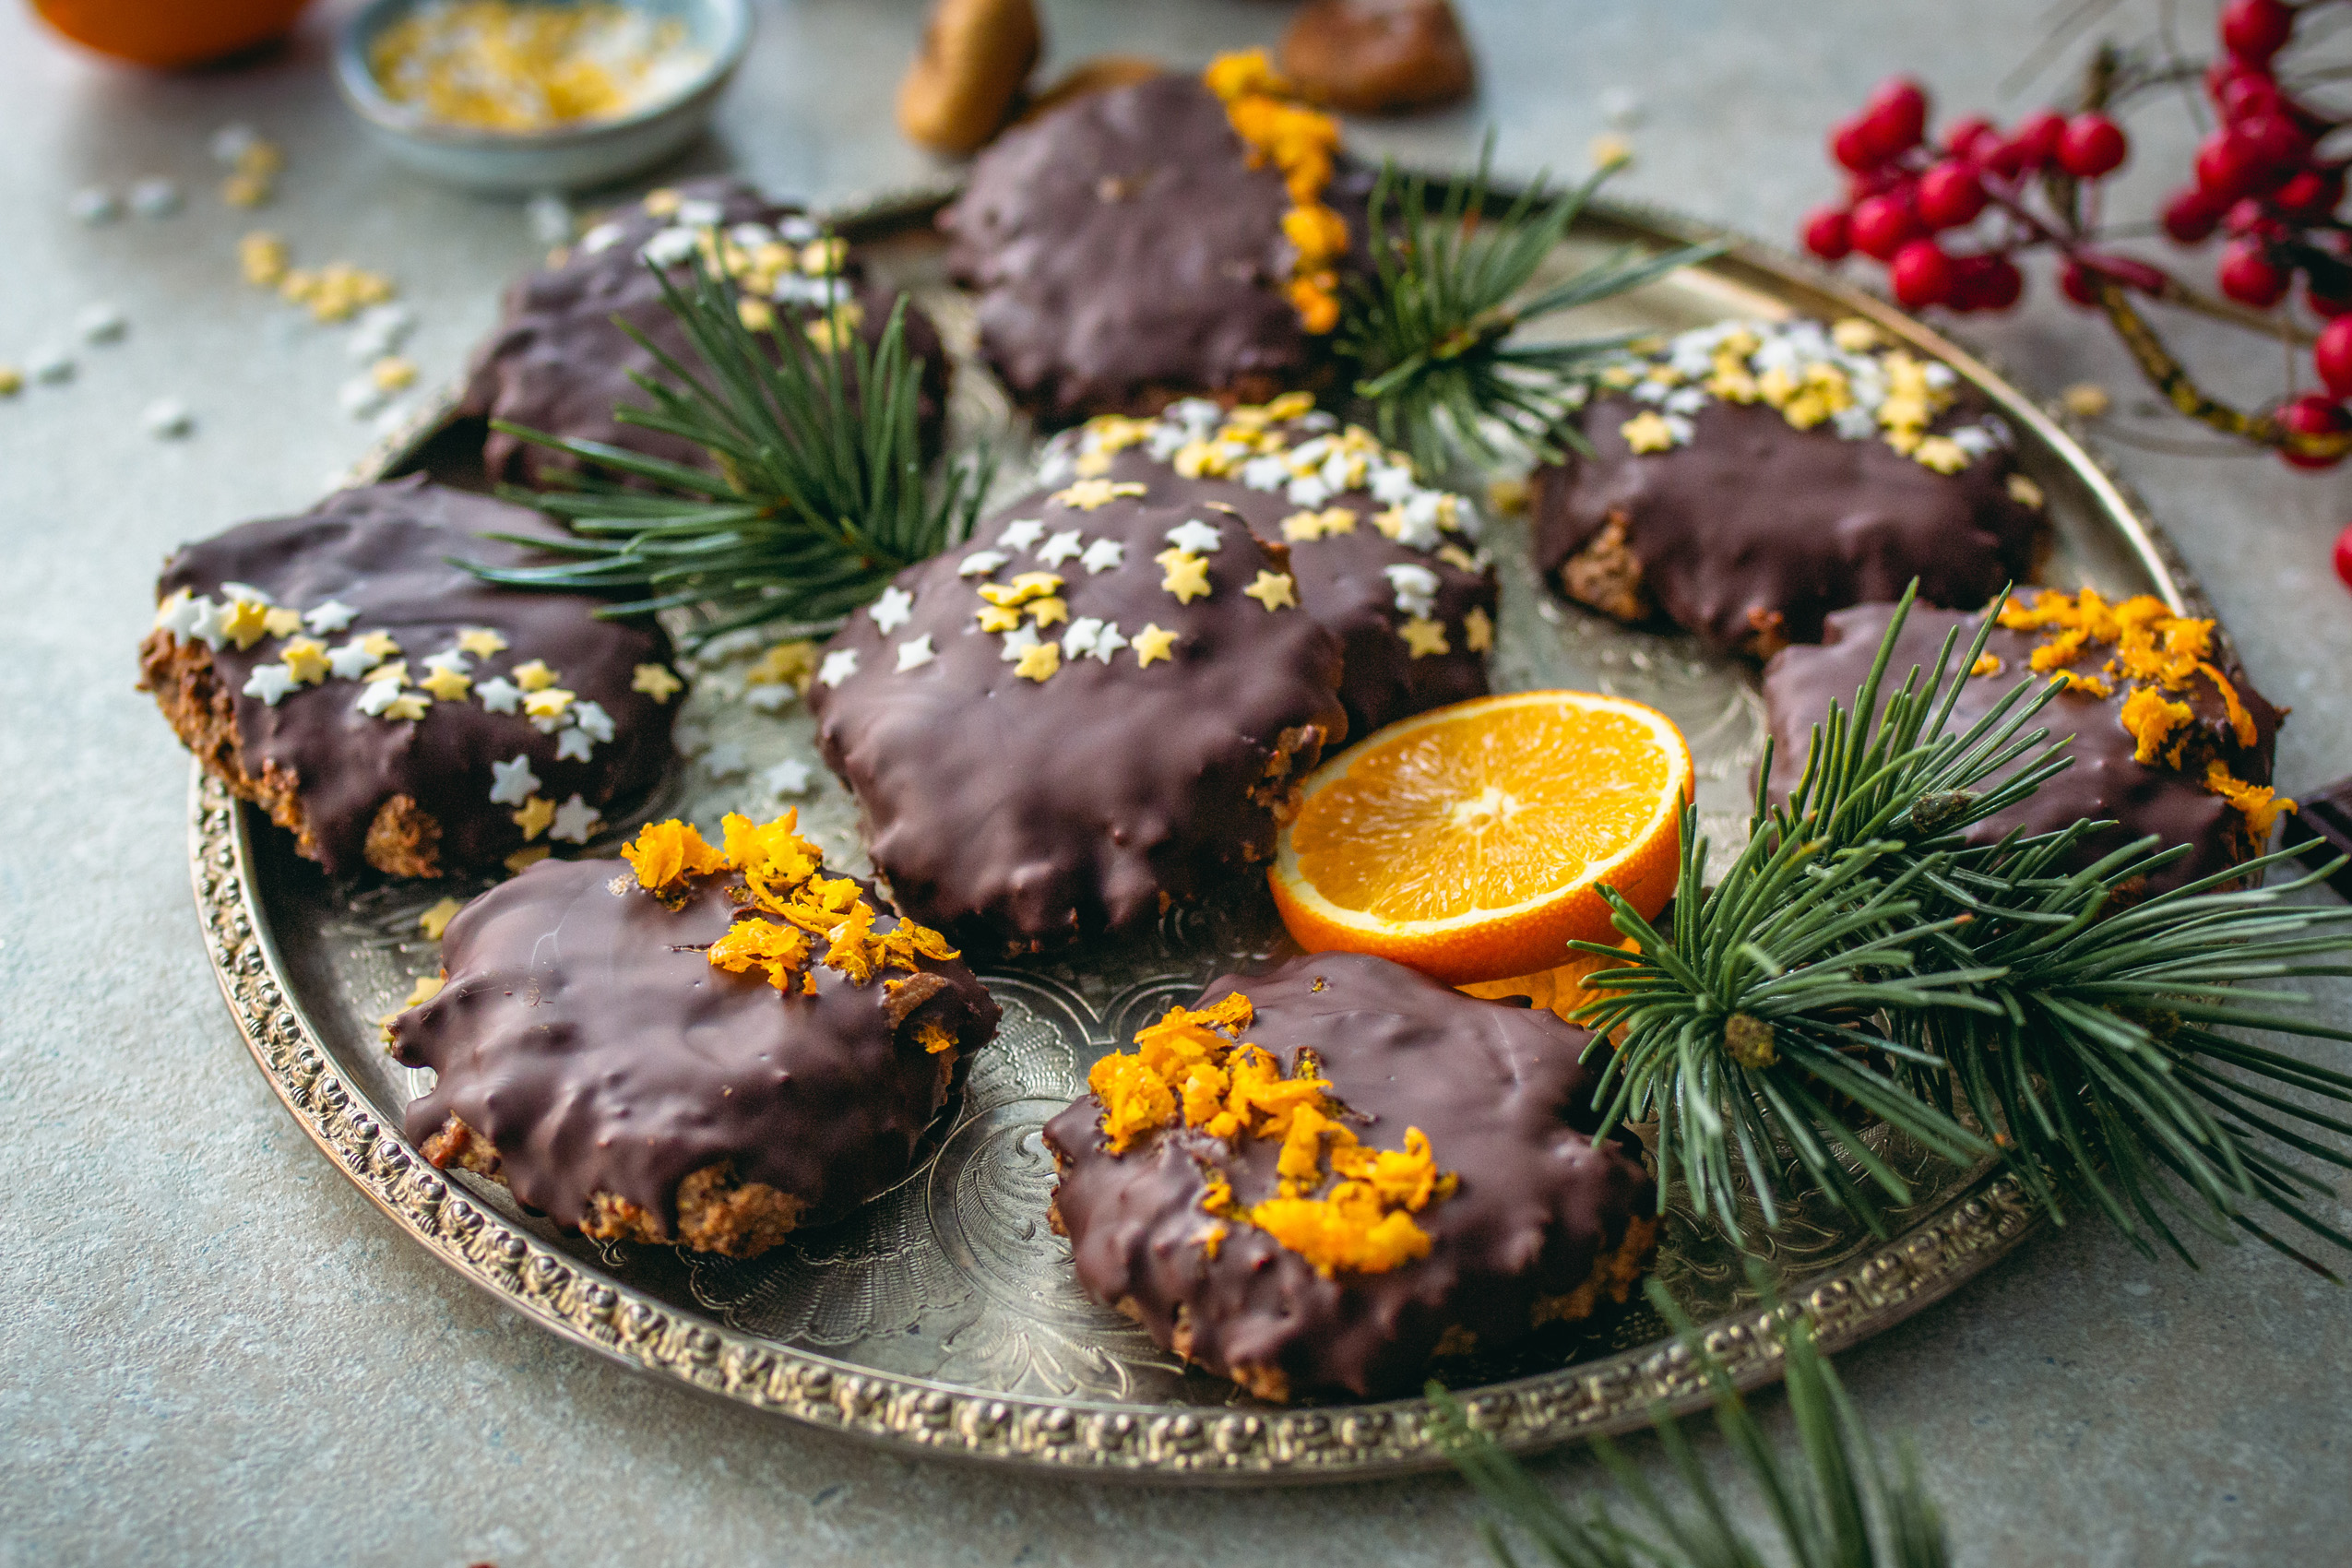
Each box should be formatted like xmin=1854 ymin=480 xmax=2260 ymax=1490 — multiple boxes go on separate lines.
xmin=31 ymin=0 xmax=314 ymax=69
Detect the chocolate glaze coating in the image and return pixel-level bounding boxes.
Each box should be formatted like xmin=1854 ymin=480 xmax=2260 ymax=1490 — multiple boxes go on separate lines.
xmin=1074 ymin=430 xmax=1493 ymax=740
xmin=391 ymin=857 xmax=999 ymax=1234
xmin=1042 ymin=953 xmax=1656 ymax=1401
xmin=808 ymin=487 xmax=1351 ymax=952
xmin=1533 ymin=398 xmax=2040 ymax=653
xmin=460 ymin=177 xmax=947 ymax=486
xmin=1761 ymin=602 xmax=2282 ymax=894
xmin=151 ymin=476 xmax=676 ymax=876
xmin=942 ymin=75 xmax=1370 ymax=422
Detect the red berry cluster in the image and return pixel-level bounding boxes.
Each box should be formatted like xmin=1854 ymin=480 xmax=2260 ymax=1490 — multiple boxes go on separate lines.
xmin=1803 ymin=77 xmax=2131 ymax=314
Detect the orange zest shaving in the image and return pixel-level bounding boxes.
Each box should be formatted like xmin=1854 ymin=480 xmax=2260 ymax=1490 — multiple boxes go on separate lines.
xmin=1205 ymin=50 xmax=1346 ymax=335
xmin=620 ymin=818 xmax=726 ymax=890
xmin=2118 ymin=686 xmax=2194 ymax=766
xmin=2205 ymin=760 xmax=2296 ymax=838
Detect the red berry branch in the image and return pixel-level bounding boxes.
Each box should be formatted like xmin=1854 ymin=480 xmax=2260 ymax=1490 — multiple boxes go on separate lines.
xmin=1800 ymin=0 xmax=2352 ymax=472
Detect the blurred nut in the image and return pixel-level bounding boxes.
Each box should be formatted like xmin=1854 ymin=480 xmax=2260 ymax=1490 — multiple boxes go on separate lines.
xmin=897 ymin=0 xmax=1043 ymax=156
xmin=1016 ymin=54 xmax=1164 ymax=127
xmin=1278 ymin=0 xmax=1476 ymax=116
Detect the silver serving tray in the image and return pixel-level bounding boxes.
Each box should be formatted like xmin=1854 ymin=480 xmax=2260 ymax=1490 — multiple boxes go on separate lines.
xmin=185 ymin=184 xmax=2206 ymax=1481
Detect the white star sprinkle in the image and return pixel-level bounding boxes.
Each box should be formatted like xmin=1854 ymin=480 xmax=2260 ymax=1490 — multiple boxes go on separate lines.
xmin=327 ymin=640 xmax=379 ymax=680
xmin=1370 ymin=466 xmax=1417 ymax=505
xmin=1079 ymin=538 xmax=1125 ymax=575
xmin=571 ymin=700 xmax=615 ymax=742
xmin=157 ymin=590 xmax=209 ymax=638
xmin=303 ymin=600 xmax=357 ymax=634
xmin=579 ymin=220 xmax=625 ymax=255
xmin=549 ymin=794 xmax=601 ymax=844
xmin=999 ymin=624 xmax=1040 ymax=662
xmin=998 ymin=518 xmax=1047 ymax=552
xmin=1037 ymin=529 xmax=1086 ymax=566
xmin=1394 ymin=493 xmax=1446 ymax=551
xmin=702 ymin=742 xmax=749 ymax=779
xmin=896 ymin=634 xmax=936 ymax=671
xmin=1164 ymin=518 xmax=1224 ymax=556
xmin=219 ymin=582 xmax=273 ymax=604
xmin=871 ymin=586 xmax=916 ymax=634
xmin=957 ymin=549 xmax=1010 ymax=577
xmin=640 ymin=227 xmax=697 ymax=267
xmin=1286 ymin=475 xmax=1332 ymax=507
xmin=1241 ymin=456 xmax=1289 ymax=492
xmin=817 ymin=649 xmax=860 ymax=688
xmin=476 ymin=676 xmax=522 ymax=714
xmin=242 ymin=663 xmax=299 ymax=706
xmin=356 ymin=681 xmax=402 ymax=717
xmin=1062 ymin=617 xmax=1104 ymax=659
xmin=1384 ymin=563 xmax=1442 ymax=619
xmin=765 ymin=758 xmax=814 ymax=797
xmin=1089 ymin=622 xmax=1127 ymax=663
xmin=745 ymin=683 xmax=795 ymax=712
xmin=422 ymin=647 xmax=470 ymax=674
xmin=675 ymin=197 xmax=726 ymax=228
xmin=555 ymin=727 xmax=594 ymax=762
xmin=488 ymin=754 xmax=540 ymax=806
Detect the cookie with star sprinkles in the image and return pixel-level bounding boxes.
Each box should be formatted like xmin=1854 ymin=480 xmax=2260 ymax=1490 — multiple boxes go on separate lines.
xmin=389 ymin=816 xmax=999 ymax=1257
xmin=940 ymin=52 xmax=1370 ymax=423
xmin=1531 ymin=317 xmax=2044 ymax=659
xmin=1040 ymin=952 xmax=1658 ymax=1402
xmin=460 ymin=177 xmax=948 ymax=485
xmin=1762 ymin=594 xmax=2289 ymax=897
xmin=138 ymin=475 xmax=682 ymax=879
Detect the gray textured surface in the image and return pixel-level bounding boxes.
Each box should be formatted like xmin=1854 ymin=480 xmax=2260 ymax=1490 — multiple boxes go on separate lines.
xmin=3 ymin=2 xmax=2349 ymax=1564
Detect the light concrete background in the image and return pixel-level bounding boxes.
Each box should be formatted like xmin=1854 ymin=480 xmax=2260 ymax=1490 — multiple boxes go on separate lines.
xmin=3 ymin=2 xmax=2349 ymax=1564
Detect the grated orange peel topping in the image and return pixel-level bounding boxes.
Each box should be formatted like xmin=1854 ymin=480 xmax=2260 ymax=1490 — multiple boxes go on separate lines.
xmin=1205 ymin=50 xmax=1348 ymax=336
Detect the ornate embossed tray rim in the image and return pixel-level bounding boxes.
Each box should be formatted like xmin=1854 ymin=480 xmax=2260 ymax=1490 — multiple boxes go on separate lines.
xmin=187 ymin=184 xmax=2203 ymax=1483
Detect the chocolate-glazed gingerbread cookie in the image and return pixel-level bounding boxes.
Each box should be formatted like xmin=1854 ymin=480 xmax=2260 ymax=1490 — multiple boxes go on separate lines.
xmin=1043 ymin=953 xmax=1657 ymax=1402
xmin=1533 ymin=318 xmax=2042 ymax=658
xmin=461 ymin=177 xmax=947 ymax=485
xmin=139 ymin=475 xmax=681 ymax=878
xmin=1762 ymin=594 xmax=2288 ymax=895
xmin=391 ymin=818 xmax=999 ymax=1257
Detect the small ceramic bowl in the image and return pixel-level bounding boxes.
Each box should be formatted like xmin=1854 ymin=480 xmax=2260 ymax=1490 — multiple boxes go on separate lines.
xmin=334 ymin=0 xmax=752 ymax=194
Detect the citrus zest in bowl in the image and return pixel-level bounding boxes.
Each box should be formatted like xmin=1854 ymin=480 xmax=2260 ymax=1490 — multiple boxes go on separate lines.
xmin=1269 ymin=690 xmax=1692 ymax=986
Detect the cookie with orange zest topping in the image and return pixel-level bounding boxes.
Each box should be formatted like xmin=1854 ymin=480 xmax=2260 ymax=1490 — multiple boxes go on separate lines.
xmin=1043 ymin=953 xmax=1656 ymax=1402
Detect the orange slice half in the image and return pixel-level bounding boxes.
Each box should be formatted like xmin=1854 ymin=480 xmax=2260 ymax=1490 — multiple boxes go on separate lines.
xmin=1269 ymin=690 xmax=1692 ymax=986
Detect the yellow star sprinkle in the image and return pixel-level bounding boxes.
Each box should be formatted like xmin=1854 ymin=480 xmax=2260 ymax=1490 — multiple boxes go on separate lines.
xmin=523 ymin=687 xmax=574 ymax=721
xmin=1831 ymin=317 xmax=1880 ymax=351
xmin=362 ymin=660 xmax=410 ymax=687
xmin=220 ymin=599 xmax=271 ymax=649
xmin=261 ymin=606 xmax=304 ymax=638
xmin=1161 ymin=552 xmax=1212 ymax=603
xmin=511 ymin=659 xmax=558 ymax=691
xmin=1399 ymin=618 xmax=1451 ymax=659
xmin=420 ymin=666 xmax=472 ymax=702
xmin=1132 ymin=624 xmax=1179 ymax=668
xmin=743 ymin=640 xmax=816 ymax=691
xmin=1463 ymin=606 xmax=1494 ymax=653
xmin=457 ymin=627 xmax=508 ymax=659
xmin=976 ymin=603 xmax=1024 ymax=633
xmin=1073 ymin=448 xmax=1114 ymax=478
xmin=1028 ymin=596 xmax=1069 ymax=628
xmin=631 ymin=662 xmax=683 ymax=702
xmin=360 ymin=630 xmax=402 ymax=659
xmin=1280 ymin=507 xmax=1358 ymax=541
xmin=417 ymin=897 xmax=464 ymax=940
xmin=1014 ymin=642 xmax=1062 ymax=682
xmin=1913 ymin=435 xmax=1969 ymax=474
xmin=505 ymin=845 xmax=552 ymax=873
xmin=279 ymin=638 xmax=330 ymax=684
xmin=1243 ymin=571 xmax=1298 ymax=612
xmin=381 ymin=691 xmax=432 ymax=722
xmin=512 ymin=795 xmax=556 ymax=841
xmin=1050 ymin=479 xmax=1146 ymax=511
xmin=1619 ymin=412 xmax=1676 ymax=455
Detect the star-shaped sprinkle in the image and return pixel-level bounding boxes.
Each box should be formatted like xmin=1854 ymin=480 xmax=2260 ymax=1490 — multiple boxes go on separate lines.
xmin=817 ymin=648 xmax=860 ymax=688
xmin=477 ymin=677 xmax=522 ymax=714
xmin=998 ymin=624 xmax=1041 ymax=663
xmin=325 ymin=641 xmax=376 ymax=680
xmin=549 ymin=795 xmax=601 ymax=844
xmin=1243 ymin=571 xmax=1298 ymax=612
xmin=220 ymin=598 xmax=270 ymax=649
xmin=765 ymin=757 xmax=814 ymax=796
xmin=631 ymin=663 xmax=683 ymax=702
xmin=512 ymin=795 xmax=555 ymax=840
xmin=1062 ymin=617 xmax=1104 ymax=659
xmin=1241 ymin=455 xmax=1289 ymax=492
xmin=381 ymin=691 xmax=432 ymax=722
xmin=1399 ymin=618 xmax=1452 ymax=659
xmin=457 ymin=626 xmax=507 ymax=659
xmin=155 ymin=589 xmax=204 ymax=637
xmin=1384 ymin=562 xmax=1441 ymax=619
xmin=186 ymin=599 xmax=230 ymax=648
xmin=870 ymin=586 xmax=915 ymax=634
xmin=1037 ymin=529 xmax=1086 ymax=566
xmin=1464 ymin=606 xmax=1495 ymax=653
xmin=279 ymin=638 xmax=329 ymax=684
xmin=1079 ymin=538 xmax=1124 ymax=575
xmin=1164 ymin=518 xmax=1224 ymax=555
xmin=571 ymin=701 xmax=615 ymax=743
xmin=1028 ymin=596 xmax=1068 ymax=628
xmin=511 ymin=659 xmax=558 ymax=692
xmin=422 ymin=647 xmax=470 ymax=675
xmin=976 ymin=603 xmax=1023 ymax=634
xmin=522 ymin=687 xmax=574 ymax=723
xmin=1050 ymin=479 xmax=1145 ymax=511
xmin=1285 ymin=475 xmax=1332 ymax=508
xmin=896 ymin=634 xmax=936 ymax=671
xmin=999 ymin=518 xmax=1047 ymax=551
xmin=420 ymin=666 xmax=472 ymax=702
xmin=1133 ymin=624 xmax=1179 ymax=668
xmin=1912 ymin=435 xmax=1968 ymax=473
xmin=555 ymin=727 xmax=594 ymax=762
xmin=356 ymin=680 xmax=401 ymax=717
xmin=488 ymin=754 xmax=540 ymax=806
xmin=1160 ymin=552 xmax=1212 ymax=603
xmin=304 ymin=600 xmax=357 ymax=635
xmin=1015 ymin=642 xmax=1061 ymax=682
xmin=1089 ymin=622 xmax=1127 ymax=662
xmin=360 ymin=630 xmax=402 ymax=660
xmin=957 ymin=549 xmax=1010 ymax=577
xmin=1621 ymin=411 xmax=1677 ymax=454
xmin=703 ymin=742 xmax=749 ymax=779
xmin=418 ymin=897 xmax=464 ymax=941
xmin=745 ymin=683 xmax=795 ymax=713
xmin=1370 ymin=466 xmax=1418 ymax=505
xmin=261 ymin=606 xmax=304 ymax=639
xmin=362 ymin=659 xmax=410 ymax=689
xmin=242 ymin=663 xmax=299 ymax=705
xmin=220 ymin=581 xmax=272 ymax=605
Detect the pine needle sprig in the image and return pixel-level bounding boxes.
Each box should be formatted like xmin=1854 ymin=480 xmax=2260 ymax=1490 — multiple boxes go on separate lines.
xmin=1339 ymin=138 xmax=1727 ymax=474
xmin=1432 ymin=1277 xmax=1951 ymax=1568
xmin=469 ymin=253 xmax=989 ymax=644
